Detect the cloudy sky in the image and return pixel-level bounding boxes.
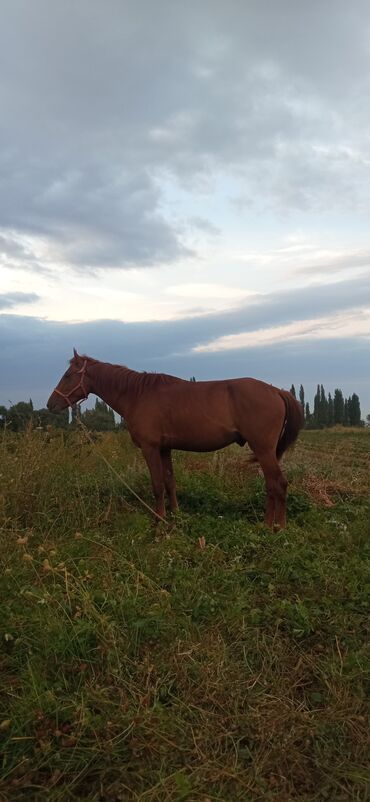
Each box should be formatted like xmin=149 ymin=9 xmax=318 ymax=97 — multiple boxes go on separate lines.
xmin=1 ymin=0 xmax=370 ymax=414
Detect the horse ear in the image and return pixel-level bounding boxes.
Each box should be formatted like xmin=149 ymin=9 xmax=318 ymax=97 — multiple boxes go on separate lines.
xmin=73 ymin=348 xmax=79 ymax=359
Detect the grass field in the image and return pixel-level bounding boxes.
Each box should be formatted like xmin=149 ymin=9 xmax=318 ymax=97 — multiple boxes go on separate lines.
xmin=0 ymin=427 xmax=369 ymax=802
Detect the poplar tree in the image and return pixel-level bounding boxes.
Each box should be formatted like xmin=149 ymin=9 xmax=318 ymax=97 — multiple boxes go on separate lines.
xmin=327 ymin=392 xmax=334 ymax=427
xmin=343 ymin=399 xmax=349 ymax=426
xmin=348 ymin=393 xmax=361 ymax=426
xmin=313 ymin=385 xmax=321 ymax=426
xmin=319 ymin=385 xmax=328 ymax=426
xmin=333 ymin=389 xmax=344 ymax=424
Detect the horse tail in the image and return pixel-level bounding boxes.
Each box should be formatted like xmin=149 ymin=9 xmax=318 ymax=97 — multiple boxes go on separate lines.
xmin=276 ymin=389 xmax=304 ymax=461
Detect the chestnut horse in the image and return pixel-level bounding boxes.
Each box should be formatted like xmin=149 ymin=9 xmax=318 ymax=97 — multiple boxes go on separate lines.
xmin=47 ymin=350 xmax=304 ymax=529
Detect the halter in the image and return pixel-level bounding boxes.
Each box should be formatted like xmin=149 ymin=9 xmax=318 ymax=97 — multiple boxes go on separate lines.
xmin=53 ymin=360 xmax=89 ymax=407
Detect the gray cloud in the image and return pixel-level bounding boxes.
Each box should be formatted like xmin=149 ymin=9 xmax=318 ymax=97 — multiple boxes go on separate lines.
xmin=0 ymin=231 xmax=49 ymax=274
xmin=0 ymin=292 xmax=40 ymax=310
xmin=296 ymin=249 xmax=370 ymax=276
xmin=1 ymin=1 xmax=370 ymax=271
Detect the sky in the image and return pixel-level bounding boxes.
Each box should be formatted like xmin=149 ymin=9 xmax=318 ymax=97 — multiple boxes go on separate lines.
xmin=1 ymin=0 xmax=370 ymax=415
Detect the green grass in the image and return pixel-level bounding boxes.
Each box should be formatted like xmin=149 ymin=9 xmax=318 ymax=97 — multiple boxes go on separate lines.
xmin=0 ymin=427 xmax=369 ymax=801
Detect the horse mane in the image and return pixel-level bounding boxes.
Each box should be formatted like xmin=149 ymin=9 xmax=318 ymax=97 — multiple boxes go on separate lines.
xmin=72 ymin=355 xmax=183 ymax=394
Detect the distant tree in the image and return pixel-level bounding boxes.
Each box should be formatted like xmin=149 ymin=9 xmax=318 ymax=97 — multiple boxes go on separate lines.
xmin=347 ymin=393 xmax=361 ymax=426
xmin=333 ymin=389 xmax=344 ymax=425
xmin=81 ymin=399 xmax=116 ymax=431
xmin=327 ymin=392 xmax=334 ymax=427
xmin=366 ymin=414 xmax=370 ymax=428
xmin=319 ymin=385 xmax=328 ymax=427
xmin=7 ymin=401 xmax=34 ymax=432
xmin=343 ymin=398 xmax=349 ymax=426
xmin=290 ymin=384 xmax=296 ymax=398
xmin=34 ymin=407 xmax=69 ymax=430
xmin=313 ymin=385 xmax=321 ymax=426
xmin=0 ymin=405 xmax=7 ymax=430
xmin=299 ymin=384 xmax=305 ymax=410
xmin=305 ymin=401 xmax=311 ymax=424
xmin=71 ymin=404 xmax=80 ymax=427
xmin=189 ymin=376 xmax=196 ymax=382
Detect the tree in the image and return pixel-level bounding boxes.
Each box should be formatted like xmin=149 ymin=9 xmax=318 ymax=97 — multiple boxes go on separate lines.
xmin=319 ymin=385 xmax=328 ymax=427
xmin=327 ymin=392 xmax=334 ymax=427
xmin=305 ymin=401 xmax=311 ymax=424
xmin=71 ymin=404 xmax=80 ymax=427
xmin=7 ymin=401 xmax=34 ymax=432
xmin=189 ymin=376 xmax=196 ymax=382
xmin=34 ymin=407 xmax=69 ymax=430
xmin=299 ymin=384 xmax=305 ymax=410
xmin=0 ymin=405 xmax=7 ymax=430
xmin=343 ymin=399 xmax=349 ymax=426
xmin=290 ymin=384 xmax=296 ymax=398
xmin=81 ymin=399 xmax=116 ymax=431
xmin=347 ymin=393 xmax=361 ymax=426
xmin=333 ymin=389 xmax=344 ymax=425
xmin=313 ymin=385 xmax=321 ymax=426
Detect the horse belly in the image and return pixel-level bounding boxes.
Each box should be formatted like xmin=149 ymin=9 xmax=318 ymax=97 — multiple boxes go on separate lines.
xmin=161 ymin=395 xmax=239 ymax=451
xmin=168 ymin=431 xmax=238 ymax=452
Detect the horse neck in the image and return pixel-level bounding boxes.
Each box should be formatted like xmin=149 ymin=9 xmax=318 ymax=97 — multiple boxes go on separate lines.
xmin=87 ymin=361 xmax=139 ymax=420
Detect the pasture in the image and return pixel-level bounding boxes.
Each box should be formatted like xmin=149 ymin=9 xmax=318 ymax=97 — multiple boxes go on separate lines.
xmin=0 ymin=427 xmax=369 ymax=801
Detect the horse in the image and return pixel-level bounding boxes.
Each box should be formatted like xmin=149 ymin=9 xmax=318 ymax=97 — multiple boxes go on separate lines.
xmin=47 ymin=350 xmax=304 ymax=529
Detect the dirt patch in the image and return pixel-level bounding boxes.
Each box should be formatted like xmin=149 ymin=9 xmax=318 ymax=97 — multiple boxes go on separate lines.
xmin=302 ymin=474 xmax=361 ymax=506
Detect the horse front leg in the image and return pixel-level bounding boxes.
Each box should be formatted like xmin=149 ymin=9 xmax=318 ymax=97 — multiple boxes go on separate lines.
xmin=141 ymin=444 xmax=166 ymax=520
xmin=161 ymin=448 xmax=178 ymax=513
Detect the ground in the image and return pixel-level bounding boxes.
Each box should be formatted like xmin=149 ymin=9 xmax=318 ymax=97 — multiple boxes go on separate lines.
xmin=0 ymin=427 xmax=369 ymax=802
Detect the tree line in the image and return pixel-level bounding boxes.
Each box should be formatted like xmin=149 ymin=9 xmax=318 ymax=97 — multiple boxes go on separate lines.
xmin=0 ymin=398 xmax=118 ymax=432
xmin=290 ymin=384 xmax=363 ymax=428
xmin=0 ymin=384 xmax=365 ymax=432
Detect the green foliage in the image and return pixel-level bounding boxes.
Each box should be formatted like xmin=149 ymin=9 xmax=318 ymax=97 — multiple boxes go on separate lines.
xmin=304 ymin=384 xmax=363 ymax=428
xmin=0 ymin=399 xmax=115 ymax=432
xmin=348 ymin=392 xmax=362 ymax=426
xmin=35 ymin=407 xmax=70 ymax=429
xmin=334 ymin=387 xmax=344 ymax=424
xmin=81 ymin=399 xmax=116 ymax=431
xmin=0 ymin=402 xmax=69 ymax=431
xmin=327 ymin=391 xmax=334 ymax=426
xmin=6 ymin=400 xmax=34 ymax=432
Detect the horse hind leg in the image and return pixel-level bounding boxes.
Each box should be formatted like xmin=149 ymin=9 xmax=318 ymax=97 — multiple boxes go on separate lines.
xmin=141 ymin=444 xmax=166 ymax=521
xmin=161 ymin=449 xmax=179 ymax=513
xmin=253 ymin=450 xmax=288 ymax=530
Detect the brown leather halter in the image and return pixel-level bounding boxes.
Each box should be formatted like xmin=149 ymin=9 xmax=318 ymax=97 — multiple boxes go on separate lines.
xmin=53 ymin=360 xmax=89 ymax=407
